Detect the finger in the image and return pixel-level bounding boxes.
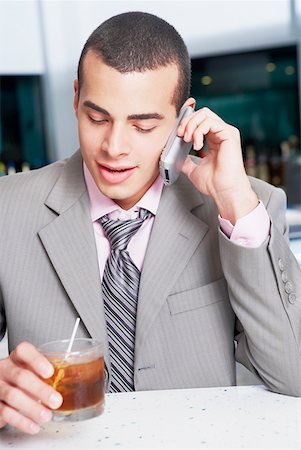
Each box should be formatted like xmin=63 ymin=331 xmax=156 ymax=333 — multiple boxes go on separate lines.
xmin=0 ymin=401 xmax=41 ymax=435
xmin=0 ymin=383 xmax=53 ymax=428
xmin=181 ymin=156 xmax=198 ymax=178
xmin=0 ymin=417 xmax=7 ymax=429
xmin=3 ymin=364 xmax=62 ymax=410
xmin=10 ymin=341 xmax=54 ymax=379
xmin=191 ymin=127 xmax=204 ymax=151
xmin=180 ymin=114 xmax=238 ymax=156
xmin=184 ymin=117 xmax=225 ymax=142
xmin=178 ymin=107 xmax=224 ymax=137
xmin=200 ymin=106 xmax=226 ymax=122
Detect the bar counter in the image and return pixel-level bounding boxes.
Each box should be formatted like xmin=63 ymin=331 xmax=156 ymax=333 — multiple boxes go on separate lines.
xmin=1 ymin=385 xmax=301 ymax=449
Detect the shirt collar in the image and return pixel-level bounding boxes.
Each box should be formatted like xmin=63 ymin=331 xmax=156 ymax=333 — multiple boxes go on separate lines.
xmin=83 ymin=162 xmax=164 ymax=221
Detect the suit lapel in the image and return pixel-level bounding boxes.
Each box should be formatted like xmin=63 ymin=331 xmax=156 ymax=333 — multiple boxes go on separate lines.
xmin=38 ymin=152 xmax=110 ymax=366
xmin=135 ymin=178 xmax=209 ymax=360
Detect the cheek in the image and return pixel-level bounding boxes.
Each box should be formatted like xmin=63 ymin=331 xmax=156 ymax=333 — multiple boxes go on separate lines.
xmin=135 ymin=133 xmax=167 ymax=166
xmin=79 ymin=122 xmax=101 ymax=151
xmin=140 ymin=148 xmax=163 ymax=173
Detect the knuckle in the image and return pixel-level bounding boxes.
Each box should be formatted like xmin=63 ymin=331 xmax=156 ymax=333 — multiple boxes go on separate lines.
xmin=0 ymin=399 xmax=5 ymax=413
xmin=1 ymin=403 xmax=12 ymax=422
xmin=2 ymin=386 xmax=18 ymax=406
xmin=229 ymin=125 xmax=240 ymax=136
xmin=13 ymin=341 xmax=35 ymax=360
xmin=11 ymin=366 xmax=25 ymax=386
xmin=14 ymin=342 xmax=25 ymax=355
xmin=12 ymin=342 xmax=26 ymax=360
xmin=0 ymin=356 xmax=12 ymax=375
xmin=0 ymin=382 xmax=9 ymax=401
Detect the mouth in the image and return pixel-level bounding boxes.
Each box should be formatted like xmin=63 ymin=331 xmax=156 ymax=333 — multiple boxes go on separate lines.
xmin=97 ymin=163 xmax=137 ymax=184
xmin=101 ymin=164 xmax=135 ymax=172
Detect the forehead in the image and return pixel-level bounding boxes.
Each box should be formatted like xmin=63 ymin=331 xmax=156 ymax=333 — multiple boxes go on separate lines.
xmin=80 ymin=51 xmax=179 ymax=113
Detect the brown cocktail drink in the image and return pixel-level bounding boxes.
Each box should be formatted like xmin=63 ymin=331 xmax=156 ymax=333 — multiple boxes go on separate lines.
xmin=40 ymin=338 xmax=105 ymax=421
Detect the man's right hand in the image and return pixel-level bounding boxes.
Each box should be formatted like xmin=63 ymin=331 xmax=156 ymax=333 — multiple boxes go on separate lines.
xmin=0 ymin=341 xmax=63 ymax=434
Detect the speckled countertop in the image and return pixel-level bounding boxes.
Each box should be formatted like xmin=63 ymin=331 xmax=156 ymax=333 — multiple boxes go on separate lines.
xmin=1 ymin=385 xmax=301 ymax=449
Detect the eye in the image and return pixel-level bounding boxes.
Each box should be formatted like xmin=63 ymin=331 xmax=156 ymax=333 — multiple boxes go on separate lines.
xmin=88 ymin=116 xmax=107 ymax=125
xmin=135 ymin=126 xmax=156 ymax=134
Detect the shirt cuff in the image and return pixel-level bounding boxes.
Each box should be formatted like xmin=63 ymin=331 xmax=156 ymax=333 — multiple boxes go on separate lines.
xmin=218 ymin=200 xmax=270 ymax=248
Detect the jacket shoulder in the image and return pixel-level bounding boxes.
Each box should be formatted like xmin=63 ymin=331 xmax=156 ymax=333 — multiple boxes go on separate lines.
xmin=0 ymin=159 xmax=67 ymax=200
xmin=248 ymin=176 xmax=287 ymax=207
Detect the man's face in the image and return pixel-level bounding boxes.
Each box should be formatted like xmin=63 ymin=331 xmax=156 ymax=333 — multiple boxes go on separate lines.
xmin=74 ymin=51 xmax=183 ymax=210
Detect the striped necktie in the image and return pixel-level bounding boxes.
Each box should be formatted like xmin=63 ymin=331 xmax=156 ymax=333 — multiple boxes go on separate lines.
xmin=100 ymin=208 xmax=152 ymax=392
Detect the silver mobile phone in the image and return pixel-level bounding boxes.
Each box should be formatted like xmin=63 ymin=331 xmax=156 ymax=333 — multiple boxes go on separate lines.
xmin=159 ymin=106 xmax=194 ymax=185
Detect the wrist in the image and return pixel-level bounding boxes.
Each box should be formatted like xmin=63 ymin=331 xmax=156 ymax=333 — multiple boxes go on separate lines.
xmin=213 ymin=186 xmax=259 ymax=225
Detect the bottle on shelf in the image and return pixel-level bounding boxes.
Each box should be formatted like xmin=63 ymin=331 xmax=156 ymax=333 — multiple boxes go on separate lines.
xmin=269 ymin=153 xmax=282 ymax=187
xmin=244 ymin=145 xmax=257 ymax=177
xmin=21 ymin=162 xmax=30 ymax=172
xmin=0 ymin=161 xmax=6 ymax=177
xmin=283 ymin=135 xmax=301 ymax=205
xmin=257 ymin=153 xmax=270 ymax=183
xmin=7 ymin=161 xmax=16 ymax=176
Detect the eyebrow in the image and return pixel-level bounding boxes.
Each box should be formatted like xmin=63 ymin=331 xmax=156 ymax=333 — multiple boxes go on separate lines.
xmin=127 ymin=113 xmax=164 ymax=121
xmin=83 ymin=100 xmax=165 ymax=121
xmin=83 ymin=101 xmax=109 ymax=115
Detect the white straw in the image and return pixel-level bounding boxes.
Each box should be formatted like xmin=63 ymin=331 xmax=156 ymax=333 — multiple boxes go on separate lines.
xmin=65 ymin=317 xmax=80 ymax=356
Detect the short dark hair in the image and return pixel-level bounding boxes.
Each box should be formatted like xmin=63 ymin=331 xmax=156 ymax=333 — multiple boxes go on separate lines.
xmin=77 ymin=11 xmax=191 ymax=113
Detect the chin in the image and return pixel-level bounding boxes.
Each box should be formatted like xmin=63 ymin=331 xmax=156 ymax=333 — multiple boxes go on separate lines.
xmin=99 ymin=184 xmax=133 ymax=201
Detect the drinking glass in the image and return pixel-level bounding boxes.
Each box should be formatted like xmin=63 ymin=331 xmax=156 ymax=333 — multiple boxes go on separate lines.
xmin=39 ymin=338 xmax=105 ymax=422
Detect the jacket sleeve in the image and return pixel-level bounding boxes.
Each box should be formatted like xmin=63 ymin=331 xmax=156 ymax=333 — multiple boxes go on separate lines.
xmin=0 ymin=285 xmax=6 ymax=342
xmin=219 ymin=184 xmax=301 ymax=396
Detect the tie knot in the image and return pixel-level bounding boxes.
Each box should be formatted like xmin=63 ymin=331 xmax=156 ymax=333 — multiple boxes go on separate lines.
xmin=100 ymin=208 xmax=152 ymax=251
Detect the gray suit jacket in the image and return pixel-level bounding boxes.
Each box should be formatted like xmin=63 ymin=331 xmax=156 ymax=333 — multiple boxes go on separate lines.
xmin=0 ymin=151 xmax=301 ymax=395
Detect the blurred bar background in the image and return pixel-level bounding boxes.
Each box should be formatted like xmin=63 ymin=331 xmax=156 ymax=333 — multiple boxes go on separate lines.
xmin=0 ymin=0 xmax=300 ymax=241
xmin=0 ymin=0 xmax=300 ymax=382
xmin=0 ymin=0 xmax=301 ymax=232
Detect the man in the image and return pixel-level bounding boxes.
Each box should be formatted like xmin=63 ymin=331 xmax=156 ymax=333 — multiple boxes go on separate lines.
xmin=0 ymin=11 xmax=300 ymax=435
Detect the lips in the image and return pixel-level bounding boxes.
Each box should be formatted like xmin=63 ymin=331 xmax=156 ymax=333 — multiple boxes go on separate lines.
xmin=97 ymin=163 xmax=137 ymax=184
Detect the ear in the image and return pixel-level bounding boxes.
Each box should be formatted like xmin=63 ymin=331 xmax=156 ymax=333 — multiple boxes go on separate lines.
xmin=182 ymin=97 xmax=196 ymax=110
xmin=73 ymin=79 xmax=79 ymax=119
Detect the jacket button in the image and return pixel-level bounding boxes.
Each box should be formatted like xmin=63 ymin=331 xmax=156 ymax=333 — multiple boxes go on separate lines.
xmin=278 ymin=258 xmax=284 ymax=271
xmin=288 ymin=293 xmax=297 ymax=304
xmin=281 ymin=271 xmax=288 ymax=283
xmin=284 ymin=281 xmax=294 ymax=294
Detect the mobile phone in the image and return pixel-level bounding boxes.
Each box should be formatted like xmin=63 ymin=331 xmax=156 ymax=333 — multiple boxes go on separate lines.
xmin=159 ymin=106 xmax=194 ymax=185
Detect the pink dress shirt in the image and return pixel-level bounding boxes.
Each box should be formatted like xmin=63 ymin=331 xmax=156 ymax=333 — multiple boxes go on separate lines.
xmin=83 ymin=163 xmax=270 ymax=279
xmin=84 ymin=164 xmax=161 ymax=278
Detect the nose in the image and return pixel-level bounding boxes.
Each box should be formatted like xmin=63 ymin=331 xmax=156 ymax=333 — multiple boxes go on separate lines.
xmin=101 ymin=123 xmax=130 ymax=158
